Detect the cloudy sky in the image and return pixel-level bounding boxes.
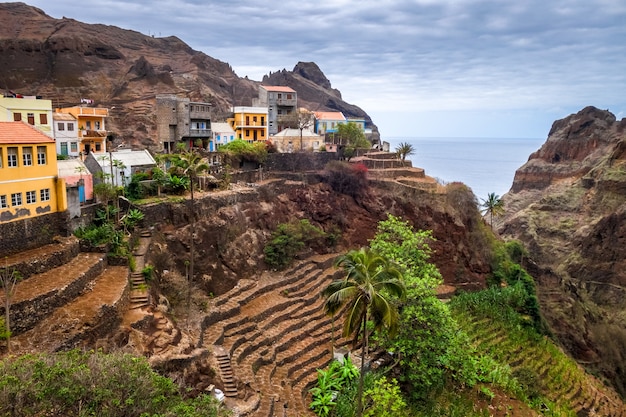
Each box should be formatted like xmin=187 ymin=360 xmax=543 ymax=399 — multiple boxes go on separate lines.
xmin=26 ymin=0 xmax=626 ymax=139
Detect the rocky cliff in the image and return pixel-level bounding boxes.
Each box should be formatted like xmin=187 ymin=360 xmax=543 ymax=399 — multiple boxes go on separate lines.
xmin=0 ymin=2 xmax=377 ymax=149
xmin=497 ymin=106 xmax=626 ymax=396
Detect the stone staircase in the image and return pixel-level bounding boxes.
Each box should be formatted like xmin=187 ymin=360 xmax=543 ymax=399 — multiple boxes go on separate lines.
xmin=0 ymin=237 xmax=130 ymax=355
xmin=129 ymin=229 xmax=153 ymax=309
xmin=200 ymin=254 xmax=350 ymax=417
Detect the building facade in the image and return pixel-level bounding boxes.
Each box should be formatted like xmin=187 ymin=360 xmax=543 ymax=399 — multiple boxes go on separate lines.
xmin=314 ymin=111 xmax=347 ymax=135
xmin=56 ymin=106 xmax=110 ymax=155
xmin=228 ymin=106 xmax=268 ymax=143
xmin=210 ymin=122 xmax=236 ymax=151
xmin=0 ymin=96 xmax=54 ymax=137
xmin=53 ymin=112 xmax=80 ymax=157
xmin=155 ymin=94 xmax=212 ymax=152
xmin=253 ymin=85 xmax=297 ymax=135
xmin=0 ymin=122 xmax=67 ymax=224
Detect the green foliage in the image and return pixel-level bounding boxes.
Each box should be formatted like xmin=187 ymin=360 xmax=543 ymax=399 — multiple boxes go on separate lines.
xmin=93 ymin=182 xmax=118 ymax=204
xmin=121 ymin=208 xmax=144 ymax=234
xmin=336 ymin=122 xmax=369 ymax=149
xmin=309 ymin=357 xmax=360 ymax=417
xmin=167 ymin=174 xmax=190 ymax=194
xmin=394 ymin=142 xmax=415 ymax=162
xmin=264 ymin=219 xmax=329 ymax=269
xmin=125 ymin=172 xmax=150 ymax=200
xmin=369 ymin=215 xmax=479 ymax=401
xmin=0 ymin=350 xmax=227 ymax=417
xmin=480 ymin=192 xmax=504 ymax=228
xmin=0 ymin=316 xmax=8 ymax=340
xmin=142 ymin=264 xmax=155 ymax=281
xmin=362 ymin=377 xmax=408 ymax=417
xmin=218 ymin=139 xmax=268 ymax=166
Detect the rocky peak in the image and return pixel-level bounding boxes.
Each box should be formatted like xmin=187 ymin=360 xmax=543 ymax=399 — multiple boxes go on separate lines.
xmin=510 ymin=106 xmax=624 ymax=192
xmin=292 ymin=61 xmax=332 ymax=90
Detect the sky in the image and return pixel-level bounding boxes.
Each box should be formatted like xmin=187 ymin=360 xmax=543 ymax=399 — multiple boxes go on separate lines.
xmin=24 ymin=0 xmax=626 ymax=139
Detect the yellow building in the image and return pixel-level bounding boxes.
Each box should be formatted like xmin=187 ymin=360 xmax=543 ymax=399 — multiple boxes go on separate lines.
xmin=0 ymin=96 xmax=54 ymax=137
xmin=228 ymin=106 xmax=268 ymax=143
xmin=56 ymin=106 xmax=110 ymax=155
xmin=0 ymin=121 xmax=66 ymax=224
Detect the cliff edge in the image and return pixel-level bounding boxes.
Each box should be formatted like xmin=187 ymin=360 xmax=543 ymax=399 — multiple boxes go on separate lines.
xmin=497 ymin=106 xmax=626 ymax=396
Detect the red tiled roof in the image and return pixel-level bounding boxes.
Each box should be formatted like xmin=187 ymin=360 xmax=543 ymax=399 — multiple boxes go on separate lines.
xmin=0 ymin=121 xmax=55 ymax=144
xmin=260 ymin=85 xmax=296 ymax=93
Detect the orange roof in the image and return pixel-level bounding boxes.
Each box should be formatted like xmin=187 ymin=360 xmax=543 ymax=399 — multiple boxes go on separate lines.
xmin=260 ymin=85 xmax=296 ymax=93
xmin=314 ymin=111 xmax=346 ymax=121
xmin=0 ymin=121 xmax=55 ymax=144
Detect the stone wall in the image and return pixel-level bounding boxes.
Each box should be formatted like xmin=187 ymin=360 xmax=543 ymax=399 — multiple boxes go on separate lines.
xmin=263 ymin=152 xmax=339 ymax=172
xmin=0 ymin=211 xmax=70 ymax=257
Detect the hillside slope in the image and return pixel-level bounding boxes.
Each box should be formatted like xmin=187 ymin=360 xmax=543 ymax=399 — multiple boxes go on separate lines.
xmin=497 ymin=106 xmax=626 ymax=396
xmin=0 ymin=2 xmax=376 ymax=149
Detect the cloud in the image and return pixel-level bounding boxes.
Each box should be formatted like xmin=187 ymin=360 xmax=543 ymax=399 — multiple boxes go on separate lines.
xmin=26 ymin=0 xmax=626 ymax=137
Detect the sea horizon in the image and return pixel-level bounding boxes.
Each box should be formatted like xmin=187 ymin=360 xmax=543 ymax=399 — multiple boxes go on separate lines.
xmin=385 ymin=136 xmax=546 ymax=201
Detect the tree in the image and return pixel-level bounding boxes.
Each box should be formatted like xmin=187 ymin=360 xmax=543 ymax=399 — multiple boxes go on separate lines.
xmin=395 ymin=142 xmax=415 ymax=162
xmin=322 ymin=248 xmax=405 ymax=417
xmin=480 ymin=192 xmax=505 ymax=229
xmin=168 ymin=150 xmax=209 ymax=319
xmin=337 ymin=122 xmax=369 ymax=159
xmin=279 ymin=108 xmax=314 ymax=151
xmin=0 ymin=258 xmax=22 ymax=352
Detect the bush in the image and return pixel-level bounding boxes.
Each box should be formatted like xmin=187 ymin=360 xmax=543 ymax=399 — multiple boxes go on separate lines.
xmin=0 ymin=350 xmax=226 ymax=417
xmin=264 ymin=219 xmax=328 ymax=269
xmin=323 ymin=161 xmax=368 ymax=198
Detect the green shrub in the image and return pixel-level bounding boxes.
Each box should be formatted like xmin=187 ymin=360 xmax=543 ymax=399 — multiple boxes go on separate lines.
xmin=0 ymin=350 xmax=226 ymax=417
xmin=323 ymin=161 xmax=369 ymax=198
xmin=264 ymin=219 xmax=328 ymax=269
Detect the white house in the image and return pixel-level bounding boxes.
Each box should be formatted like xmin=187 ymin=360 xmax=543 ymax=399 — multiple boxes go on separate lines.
xmin=85 ymin=149 xmax=156 ymax=187
xmin=210 ymin=122 xmax=236 ymax=151
xmin=53 ymin=112 xmax=80 ymax=157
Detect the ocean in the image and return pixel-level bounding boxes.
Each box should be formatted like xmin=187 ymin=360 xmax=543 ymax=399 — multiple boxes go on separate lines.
xmin=385 ymin=137 xmax=546 ymax=202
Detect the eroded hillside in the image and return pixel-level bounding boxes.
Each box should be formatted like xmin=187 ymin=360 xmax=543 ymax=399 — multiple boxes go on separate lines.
xmin=497 ymin=106 xmax=626 ymax=396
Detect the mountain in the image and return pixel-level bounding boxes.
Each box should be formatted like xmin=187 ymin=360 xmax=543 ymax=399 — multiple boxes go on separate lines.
xmin=0 ymin=2 xmax=377 ymax=150
xmin=497 ymin=106 xmax=626 ymax=396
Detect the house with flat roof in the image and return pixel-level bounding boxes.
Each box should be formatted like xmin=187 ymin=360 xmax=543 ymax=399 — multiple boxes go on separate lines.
xmin=84 ymin=149 xmax=156 ymax=187
xmin=56 ymin=106 xmax=110 ymax=155
xmin=53 ymin=112 xmax=80 ymax=157
xmin=228 ymin=107 xmax=268 ymax=143
xmin=156 ymin=95 xmax=212 ymax=152
xmin=253 ymin=85 xmax=297 ymax=135
xmin=270 ymin=128 xmax=325 ymax=153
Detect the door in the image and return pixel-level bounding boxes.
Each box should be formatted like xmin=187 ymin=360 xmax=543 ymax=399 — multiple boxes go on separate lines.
xmin=60 ymin=142 xmax=68 ymax=156
xmin=78 ymin=183 xmax=85 ymax=203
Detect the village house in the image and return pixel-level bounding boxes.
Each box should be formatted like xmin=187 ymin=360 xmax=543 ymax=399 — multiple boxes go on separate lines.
xmin=56 ymin=106 xmax=110 ymax=156
xmin=0 ymin=121 xmax=67 ymax=224
xmin=228 ymin=106 xmax=268 ymax=143
xmin=253 ymin=85 xmax=297 ymax=135
xmin=155 ymin=94 xmax=213 ymax=152
xmin=53 ymin=112 xmax=80 ymax=157
xmin=0 ymin=95 xmax=54 ymax=137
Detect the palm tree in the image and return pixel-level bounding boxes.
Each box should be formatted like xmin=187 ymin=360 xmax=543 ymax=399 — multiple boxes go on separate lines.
xmin=395 ymin=141 xmax=415 ymax=162
xmin=169 ymin=150 xmax=209 ymax=318
xmin=480 ymin=192 xmax=505 ymax=229
xmin=322 ymin=248 xmax=406 ymax=417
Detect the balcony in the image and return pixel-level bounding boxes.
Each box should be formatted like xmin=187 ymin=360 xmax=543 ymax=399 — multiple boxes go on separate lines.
xmin=80 ymin=130 xmax=107 ymax=138
xmin=188 ymin=129 xmax=212 ymax=137
xmin=275 ymin=98 xmax=297 ymax=107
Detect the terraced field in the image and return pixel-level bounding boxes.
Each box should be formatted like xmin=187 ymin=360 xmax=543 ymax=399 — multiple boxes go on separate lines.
xmin=200 ymin=254 xmax=351 ymax=417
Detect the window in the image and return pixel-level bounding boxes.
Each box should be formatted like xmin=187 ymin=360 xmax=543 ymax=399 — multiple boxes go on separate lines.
xmin=95 ymin=121 xmax=101 ymax=130
xmin=261 ymin=117 xmax=265 ymax=125
xmin=23 ymin=147 xmax=33 ymax=166
xmin=0 ymin=195 xmax=6 ymax=209
xmin=70 ymin=142 xmax=78 ymax=152
xmin=13 ymin=113 xmax=21 ymax=121
xmin=26 ymin=190 xmax=36 ymax=204
xmin=27 ymin=113 xmax=35 ymax=125
xmin=40 ymin=188 xmax=50 ymax=201
xmin=67 ymin=123 xmax=74 ymax=131
xmin=37 ymin=146 xmax=47 ymax=165
xmin=287 ymin=94 xmax=292 ymax=99
xmin=0 ymin=149 xmax=2 ymax=168
xmin=40 ymin=114 xmax=48 ymax=124
xmin=11 ymin=192 xmax=22 ymax=207
xmin=95 ymin=143 xmax=101 ymax=152
xmin=245 ymin=129 xmax=250 ymax=137
xmin=58 ymin=122 xmax=65 ymax=131
xmin=278 ymin=93 xmax=282 ymax=99
xmin=86 ymin=121 xmax=91 ymax=130
xmin=7 ymin=147 xmax=17 ymax=167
